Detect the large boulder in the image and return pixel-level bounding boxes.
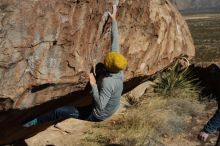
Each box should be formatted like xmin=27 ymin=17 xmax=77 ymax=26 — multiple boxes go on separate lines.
xmin=0 ymin=0 xmax=195 ymax=144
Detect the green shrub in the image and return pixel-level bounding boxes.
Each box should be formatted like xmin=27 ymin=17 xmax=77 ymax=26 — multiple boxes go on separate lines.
xmin=154 ymin=62 xmax=200 ymax=99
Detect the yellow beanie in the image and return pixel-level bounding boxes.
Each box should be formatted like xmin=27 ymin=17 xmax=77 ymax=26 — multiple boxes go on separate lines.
xmin=104 ymin=52 xmax=127 ymax=72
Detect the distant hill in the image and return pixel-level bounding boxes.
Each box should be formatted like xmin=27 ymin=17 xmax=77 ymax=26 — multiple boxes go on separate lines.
xmin=170 ymin=0 xmax=220 ymax=13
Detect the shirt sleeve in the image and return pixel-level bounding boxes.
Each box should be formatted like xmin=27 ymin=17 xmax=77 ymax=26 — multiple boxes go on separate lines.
xmin=91 ymin=79 xmax=113 ymax=110
xmin=203 ymin=108 xmax=220 ymax=133
xmin=111 ymin=20 xmax=120 ymax=52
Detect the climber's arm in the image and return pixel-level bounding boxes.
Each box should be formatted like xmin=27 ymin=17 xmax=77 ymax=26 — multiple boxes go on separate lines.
xmin=109 ymin=5 xmax=120 ymax=52
xmin=202 ymin=108 xmax=220 ymax=134
xmin=89 ymin=73 xmax=112 ymax=110
xmin=111 ymin=20 xmax=120 ymax=52
xmin=198 ymin=103 xmax=220 ymax=142
xmin=90 ymin=79 xmax=112 ymax=110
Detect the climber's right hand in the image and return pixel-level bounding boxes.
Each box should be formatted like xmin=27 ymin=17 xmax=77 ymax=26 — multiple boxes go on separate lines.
xmin=108 ymin=5 xmax=117 ymax=21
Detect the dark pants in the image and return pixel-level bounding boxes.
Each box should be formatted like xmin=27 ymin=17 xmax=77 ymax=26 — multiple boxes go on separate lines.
xmin=36 ymin=105 xmax=102 ymax=124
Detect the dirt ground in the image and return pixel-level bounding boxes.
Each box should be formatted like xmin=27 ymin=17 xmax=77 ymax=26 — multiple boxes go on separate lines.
xmin=24 ymin=100 xmax=219 ymax=146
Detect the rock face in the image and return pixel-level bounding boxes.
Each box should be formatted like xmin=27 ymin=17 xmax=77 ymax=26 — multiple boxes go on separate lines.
xmin=0 ymin=0 xmax=194 ymax=144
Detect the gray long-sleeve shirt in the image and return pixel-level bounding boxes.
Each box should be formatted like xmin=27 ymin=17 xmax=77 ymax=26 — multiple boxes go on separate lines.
xmin=91 ymin=20 xmax=124 ymax=120
xmin=111 ymin=20 xmax=120 ymax=52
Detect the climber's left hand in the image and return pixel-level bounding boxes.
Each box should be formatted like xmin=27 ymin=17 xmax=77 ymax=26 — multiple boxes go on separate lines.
xmin=89 ymin=73 xmax=96 ymax=85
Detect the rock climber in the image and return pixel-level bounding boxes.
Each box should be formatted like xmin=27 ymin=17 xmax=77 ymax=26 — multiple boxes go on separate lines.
xmin=198 ymin=102 xmax=220 ymax=145
xmin=24 ymin=4 xmax=127 ymax=127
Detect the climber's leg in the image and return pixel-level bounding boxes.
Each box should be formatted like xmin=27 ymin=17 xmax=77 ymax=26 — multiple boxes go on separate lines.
xmin=71 ymin=105 xmax=102 ymax=122
xmin=23 ymin=106 xmax=80 ymax=127
xmin=87 ymin=114 xmax=103 ymax=122
xmin=23 ymin=105 xmax=98 ymax=127
xmin=37 ymin=106 xmax=79 ymax=124
xmin=76 ymin=104 xmax=93 ymax=120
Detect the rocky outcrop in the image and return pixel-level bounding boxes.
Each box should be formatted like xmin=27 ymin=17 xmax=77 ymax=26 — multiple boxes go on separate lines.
xmin=0 ymin=0 xmax=195 ymax=144
xmin=25 ymin=119 xmax=91 ymax=146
